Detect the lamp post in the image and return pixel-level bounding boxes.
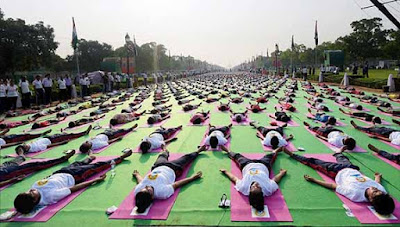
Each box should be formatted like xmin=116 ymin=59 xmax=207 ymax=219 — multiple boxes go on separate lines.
xmin=125 ymin=33 xmax=130 ymax=75
xmin=275 ymin=44 xmax=280 ymax=75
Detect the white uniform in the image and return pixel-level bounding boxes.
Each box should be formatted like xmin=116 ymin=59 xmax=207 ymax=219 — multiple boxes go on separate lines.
xmin=205 ymin=130 xmax=227 ymax=146
xmin=389 ymin=131 xmax=400 ymax=145
xmin=235 ymin=163 xmax=279 ymax=196
xmin=0 ymin=138 xmax=6 ymax=149
xmin=262 ymin=130 xmax=287 ymax=147
xmin=28 ymin=138 xmax=52 ymax=153
xmin=32 ymin=173 xmax=75 ymax=206
xmin=90 ymin=134 xmax=109 ymax=150
xmin=134 ymin=166 xmax=175 ymax=199
xmin=327 ymin=131 xmax=347 ymax=147
xmin=143 ymin=133 xmax=165 ymax=150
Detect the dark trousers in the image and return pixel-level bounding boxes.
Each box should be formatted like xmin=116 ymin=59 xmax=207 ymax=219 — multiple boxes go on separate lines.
xmin=44 ymin=87 xmax=52 ymax=104
xmin=153 ymin=127 xmax=180 ymax=140
xmin=0 ymin=156 xmax=67 ymax=182
xmin=228 ymin=152 xmax=276 ymax=171
xmin=22 ymin=92 xmax=31 ymax=109
xmin=66 ymin=85 xmax=72 ymax=99
xmin=81 ymin=85 xmax=88 ymax=97
xmin=355 ymin=126 xmax=395 ymax=138
xmin=59 ymin=89 xmax=67 ymax=101
xmin=257 ymin=126 xmax=284 ymax=137
xmin=102 ymin=128 xmax=133 ymax=140
xmin=309 ymin=126 xmax=341 ymax=137
xmin=45 ymin=130 xmax=87 ymax=144
xmin=209 ymin=126 xmax=230 ymax=137
xmin=291 ymin=153 xmax=360 ymax=179
xmin=152 ymin=151 xmax=199 ymax=177
xmin=378 ymin=150 xmax=400 ymax=164
xmin=2 ymin=133 xmax=43 ymax=144
xmin=54 ymin=157 xmax=122 ymax=184
xmin=7 ymin=97 xmax=17 ymax=110
xmin=35 ymin=89 xmax=44 ymax=105
xmin=0 ymin=97 xmax=6 ymax=113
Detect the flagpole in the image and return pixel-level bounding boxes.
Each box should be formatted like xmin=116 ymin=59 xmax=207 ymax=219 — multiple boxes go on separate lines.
xmin=75 ymin=49 xmax=80 ymax=79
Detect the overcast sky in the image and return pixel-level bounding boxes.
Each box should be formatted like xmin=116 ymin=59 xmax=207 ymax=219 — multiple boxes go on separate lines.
xmin=2 ymin=0 xmax=399 ymax=68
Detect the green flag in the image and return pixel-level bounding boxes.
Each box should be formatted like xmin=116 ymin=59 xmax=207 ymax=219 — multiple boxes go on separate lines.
xmin=72 ymin=17 xmax=78 ymax=50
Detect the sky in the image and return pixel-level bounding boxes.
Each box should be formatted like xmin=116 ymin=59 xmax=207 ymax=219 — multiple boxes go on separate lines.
xmin=2 ymin=0 xmax=399 ymax=68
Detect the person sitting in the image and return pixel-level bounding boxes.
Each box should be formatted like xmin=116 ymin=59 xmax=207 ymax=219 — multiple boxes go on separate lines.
xmin=304 ymin=121 xmax=356 ymax=150
xmin=15 ymin=126 xmax=92 ymax=155
xmin=110 ymin=112 xmax=145 ymax=127
xmin=0 ymin=130 xmax=51 ymax=149
xmin=308 ymin=108 xmax=337 ymax=126
xmin=250 ymin=121 xmax=293 ymax=148
xmin=219 ymin=145 xmax=287 ymax=213
xmin=79 ymin=125 xmax=137 ymax=154
xmin=13 ymin=150 xmax=132 ymax=215
xmin=283 ymin=148 xmax=395 ymax=216
xmin=147 ymin=113 xmax=170 ymax=125
xmin=182 ymin=103 xmax=202 ymax=112
xmin=230 ymin=110 xmax=248 ymax=123
xmin=339 ymin=108 xmax=381 ymax=124
xmin=31 ymin=117 xmax=66 ymax=130
xmin=0 ymin=150 xmax=75 ymax=187
xmin=368 ymin=144 xmax=399 ymax=165
xmin=247 ymin=102 xmax=266 ymax=113
xmin=350 ymin=120 xmax=399 ymax=146
xmin=204 ymin=124 xmax=232 ymax=149
xmin=139 ymin=126 xmax=182 ymax=153
xmin=132 ymin=146 xmax=204 ymax=213
xmin=189 ymin=111 xmax=210 ymax=125
xmin=217 ymin=102 xmax=230 ymax=112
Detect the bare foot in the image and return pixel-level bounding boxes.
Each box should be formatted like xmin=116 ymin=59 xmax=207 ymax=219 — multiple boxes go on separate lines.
xmin=368 ymin=144 xmax=379 ymax=153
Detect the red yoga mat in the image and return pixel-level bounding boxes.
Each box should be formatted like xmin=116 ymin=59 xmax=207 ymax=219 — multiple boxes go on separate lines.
xmin=304 ymin=154 xmax=400 ymax=224
xmin=230 ymin=153 xmax=293 ymax=222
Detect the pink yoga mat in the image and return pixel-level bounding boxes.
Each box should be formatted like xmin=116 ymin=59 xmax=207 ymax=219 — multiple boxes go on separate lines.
xmin=259 ymin=139 xmax=296 ymax=152
xmin=303 ymin=154 xmax=400 ymax=224
xmin=230 ymin=153 xmax=292 ymax=222
xmin=109 ymin=153 xmax=192 ymax=220
xmin=0 ymin=158 xmax=50 ymax=191
xmin=8 ymin=148 xmax=52 ymax=158
xmin=373 ymin=153 xmax=400 ymax=170
xmin=382 ymin=140 xmax=400 ymax=150
xmin=6 ymin=156 xmax=118 ymax=222
xmin=133 ymin=130 xmax=182 ymax=153
xmin=306 ymin=113 xmax=346 ymax=126
xmin=304 ymin=126 xmax=367 ymax=153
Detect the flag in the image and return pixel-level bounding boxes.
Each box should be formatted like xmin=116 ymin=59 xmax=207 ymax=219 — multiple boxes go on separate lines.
xmin=71 ymin=17 xmax=78 ymax=50
xmin=314 ymin=20 xmax=318 ymax=46
xmin=291 ymin=35 xmax=295 ymax=50
xmin=266 ymin=49 xmax=269 ymax=58
xmin=133 ymin=36 xmax=138 ymax=56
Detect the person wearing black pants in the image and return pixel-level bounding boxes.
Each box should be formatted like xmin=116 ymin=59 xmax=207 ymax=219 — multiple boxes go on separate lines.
xmin=368 ymin=144 xmax=400 ymax=165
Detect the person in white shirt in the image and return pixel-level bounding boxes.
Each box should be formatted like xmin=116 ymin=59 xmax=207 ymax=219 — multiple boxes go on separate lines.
xmin=0 ymin=79 xmax=7 ymax=113
xmin=6 ymin=80 xmax=19 ymax=110
xmin=143 ymin=73 xmax=148 ymax=87
xmin=204 ymin=124 xmax=232 ymax=149
xmin=351 ymin=120 xmax=400 ymax=146
xmin=250 ymin=122 xmax=294 ymax=149
xmin=58 ymin=76 xmax=67 ymax=101
xmin=32 ymin=75 xmax=44 ymax=105
xmin=230 ymin=110 xmax=248 ymax=123
xmin=115 ymin=74 xmax=121 ymax=90
xmin=132 ymin=146 xmax=205 ymax=213
xmin=19 ymin=76 xmax=31 ymax=109
xmin=139 ymin=126 xmax=182 ymax=153
xmin=220 ymin=146 xmax=287 ymax=213
xmin=79 ymin=125 xmax=137 ymax=154
xmin=283 ymin=148 xmax=395 ymax=216
xmin=42 ymin=74 xmax=53 ymax=105
xmin=13 ymin=150 xmax=132 ymax=215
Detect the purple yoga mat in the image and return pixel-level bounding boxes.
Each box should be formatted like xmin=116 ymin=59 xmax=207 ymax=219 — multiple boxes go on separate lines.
xmin=5 ymin=156 xmax=118 ymax=222
xmin=133 ymin=129 xmax=182 ymax=153
xmin=303 ymin=154 xmax=400 ymax=224
xmin=304 ymin=126 xmax=366 ymax=153
xmin=373 ymin=153 xmax=400 ymax=170
xmin=306 ymin=113 xmax=346 ymax=126
xmin=0 ymin=158 xmax=50 ymax=191
xmin=230 ymin=153 xmax=293 ymax=222
xmin=109 ymin=153 xmax=191 ymax=220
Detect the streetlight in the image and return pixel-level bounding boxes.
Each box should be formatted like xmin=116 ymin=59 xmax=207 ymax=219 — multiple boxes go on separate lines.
xmin=125 ymin=33 xmax=130 ymax=75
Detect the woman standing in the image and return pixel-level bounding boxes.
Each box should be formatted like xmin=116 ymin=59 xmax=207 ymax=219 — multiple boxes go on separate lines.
xmin=19 ymin=76 xmax=31 ymax=109
xmin=7 ymin=80 xmax=19 ymax=110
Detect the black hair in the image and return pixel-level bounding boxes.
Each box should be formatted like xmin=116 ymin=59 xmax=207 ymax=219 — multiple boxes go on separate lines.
xmin=282 ymin=115 xmax=290 ymax=122
xmin=31 ymin=123 xmax=40 ymax=129
xmin=327 ymin=117 xmax=337 ymax=125
xmin=110 ymin=119 xmax=118 ymax=126
xmin=249 ymin=188 xmax=264 ymax=212
xmin=0 ymin=124 xmax=6 ymax=129
xmin=344 ymin=138 xmax=356 ymax=150
xmin=322 ymin=106 xmax=329 ymax=112
xmin=365 ymin=115 xmax=373 ymax=122
xmin=135 ymin=191 xmax=153 ymax=213
xmin=147 ymin=117 xmax=155 ymax=125
xmin=270 ymin=136 xmax=279 ymax=149
xmin=236 ymin=115 xmax=242 ymax=123
xmin=79 ymin=143 xmax=91 ymax=154
xmin=193 ymin=117 xmax=202 ymax=125
xmin=371 ymin=194 xmax=395 ymax=215
xmin=356 ymin=105 xmax=363 ymax=110
xmin=140 ymin=141 xmax=151 ymax=153
xmin=15 ymin=145 xmax=26 ymax=155
xmin=372 ymin=117 xmax=382 ymax=124
xmin=90 ymin=112 xmax=96 ymax=116
xmin=345 ymin=97 xmax=350 ymax=101
xmin=14 ymin=193 xmax=36 ymax=214
xmin=209 ymin=136 xmax=218 ymax=149
xmin=68 ymin=122 xmax=76 ymax=128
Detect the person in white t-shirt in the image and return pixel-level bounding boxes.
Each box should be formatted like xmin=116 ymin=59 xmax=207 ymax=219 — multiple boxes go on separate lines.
xmin=19 ymin=76 xmax=31 ymax=109
xmin=138 ymin=126 xmax=182 ymax=153
xmin=32 ymin=75 xmax=45 ymax=105
xmin=132 ymin=146 xmax=205 ymax=213
xmin=283 ymin=148 xmax=395 ymax=216
xmin=42 ymin=74 xmax=53 ymax=105
xmin=13 ymin=150 xmax=132 ymax=215
xmin=58 ymin=76 xmax=67 ymax=101
xmin=220 ymin=145 xmax=287 ymax=213
xmin=351 ymin=120 xmax=400 ymax=146
xmin=250 ymin=122 xmax=294 ymax=149
xmin=0 ymin=79 xmax=7 ymax=113
xmin=6 ymin=80 xmax=19 ymax=110
xmin=204 ymin=124 xmax=232 ymax=149
xmin=230 ymin=110 xmax=248 ymax=123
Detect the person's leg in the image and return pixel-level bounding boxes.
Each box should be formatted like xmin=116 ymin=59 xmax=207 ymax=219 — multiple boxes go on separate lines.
xmin=151 ymin=151 xmax=170 ymax=169
xmin=104 ymin=128 xmax=133 ymax=140
xmin=166 ymin=152 xmax=200 ymax=177
xmin=46 ymin=130 xmax=89 ymax=143
xmin=378 ymin=150 xmax=400 ymax=164
xmin=275 ymin=126 xmax=284 ymax=135
xmin=228 ymin=151 xmax=253 ymax=170
xmin=258 ymin=153 xmax=277 ymax=170
xmin=290 ymin=153 xmax=346 ymax=179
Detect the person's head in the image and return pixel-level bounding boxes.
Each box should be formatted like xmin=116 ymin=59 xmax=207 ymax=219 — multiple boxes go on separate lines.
xmin=270 ymin=136 xmax=279 ymax=149
xmin=45 ymin=74 xmax=50 ymax=78
xmin=110 ymin=119 xmax=118 ymax=126
xmin=235 ymin=115 xmax=242 ymax=123
xmin=344 ymin=137 xmax=356 ymax=150
xmin=147 ymin=117 xmax=155 ymax=125
xmin=68 ymin=121 xmax=76 ymax=128
xmin=209 ymin=136 xmax=219 ymax=149
xmin=15 ymin=144 xmax=29 ymax=155
xmin=322 ymin=106 xmax=329 ymax=112
xmin=192 ymin=117 xmax=202 ymax=125
xmin=366 ymin=187 xmax=395 ymax=215
xmin=135 ymin=186 xmax=154 ymax=213
xmin=372 ymin=117 xmax=382 ymax=124
xmin=79 ymin=141 xmax=92 ymax=154
xmin=345 ymin=97 xmax=350 ymax=102
xmin=21 ymin=76 xmax=26 ymax=82
xmin=252 ymin=108 xmax=259 ymax=113
xmin=14 ymin=189 xmax=41 ymax=214
xmin=35 ymin=75 xmax=41 ymax=80
xmin=281 ymin=115 xmax=291 ymax=122
xmin=31 ymin=123 xmax=40 ymax=129
xmin=0 ymin=124 xmax=6 ymax=129
xmin=140 ymin=141 xmax=151 ymax=153
xmin=288 ymin=106 xmax=296 ymax=112
xmin=90 ymin=112 xmax=96 ymax=117
xmin=326 ymin=117 xmax=337 ymax=125
xmin=249 ymin=182 xmax=265 ymax=212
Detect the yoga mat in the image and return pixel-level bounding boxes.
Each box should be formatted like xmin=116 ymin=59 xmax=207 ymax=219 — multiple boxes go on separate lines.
xmin=306 ymin=113 xmax=346 ymax=126
xmin=305 ymin=103 xmax=331 ymax=112
xmin=303 ymin=154 xmax=400 ymax=224
xmin=231 ymin=117 xmax=250 ymax=126
xmin=259 ymin=139 xmax=297 ymax=152
xmin=5 ymin=156 xmax=118 ymax=222
xmin=199 ymin=127 xmax=231 ymax=151
xmin=381 ymin=140 xmax=400 ymax=150
xmin=275 ymin=104 xmax=298 ymax=113
xmin=230 ymin=153 xmax=292 ymax=222
xmin=8 ymin=148 xmax=52 ymax=158
xmin=269 ymin=117 xmax=299 ymax=127
xmin=355 ymin=118 xmax=392 ymax=126
xmin=373 ymin=153 xmax=400 ymax=170
xmin=187 ymin=117 xmax=210 ymax=126
xmin=0 ymin=158 xmax=50 ymax=191
xmin=78 ymin=131 xmax=135 ymax=154
xmin=246 ymin=105 xmax=265 ymax=113
xmin=140 ymin=119 xmax=168 ymax=128
xmin=304 ymin=126 xmax=367 ymax=153
xmin=109 ymin=153 xmax=191 ymax=220
xmin=24 ymin=118 xmax=68 ymax=133
xmin=133 ymin=129 xmax=181 ymax=153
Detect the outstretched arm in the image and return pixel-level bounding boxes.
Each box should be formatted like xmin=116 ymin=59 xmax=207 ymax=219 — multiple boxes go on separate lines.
xmin=304 ymin=175 xmax=337 ymax=190
xmin=220 ymin=169 xmax=239 ymax=183
xmin=273 ymin=169 xmax=287 ymax=184
xmin=70 ymin=174 xmax=106 ymax=193
xmin=109 ymin=137 xmax=123 ymax=144
xmin=374 ymin=173 xmax=382 ymax=184
xmin=0 ymin=175 xmax=25 ymax=187
xmin=172 ymin=171 xmax=202 ymax=189
xmin=132 ymin=170 xmax=144 ymax=183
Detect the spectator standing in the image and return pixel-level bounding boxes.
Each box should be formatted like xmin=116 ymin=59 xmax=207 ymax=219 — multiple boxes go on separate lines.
xmin=108 ymin=73 xmax=114 ymax=91
xmin=19 ymin=76 xmax=31 ymax=109
xmin=0 ymin=79 xmax=7 ymax=112
xmin=7 ymin=80 xmax=19 ymax=110
xmin=42 ymin=74 xmax=53 ymax=105
xmin=32 ymin=75 xmax=44 ymax=105
xmin=143 ymin=73 xmax=148 ymax=86
xmin=58 ymin=76 xmax=67 ymax=101
xmin=115 ymin=73 xmax=121 ymax=90
xmin=302 ymin=66 xmax=308 ymax=81
xmin=65 ymin=74 xmax=72 ymax=99
xmin=102 ymin=73 xmax=109 ymax=93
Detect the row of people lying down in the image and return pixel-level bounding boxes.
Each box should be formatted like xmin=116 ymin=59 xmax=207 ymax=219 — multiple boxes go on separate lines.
xmin=5 ymin=145 xmax=396 ymax=217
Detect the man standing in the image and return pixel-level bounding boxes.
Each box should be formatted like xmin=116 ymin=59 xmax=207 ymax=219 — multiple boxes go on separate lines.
xmin=19 ymin=76 xmax=31 ymax=109
xmin=143 ymin=73 xmax=148 ymax=87
xmin=115 ymin=73 xmax=121 ymax=90
xmin=42 ymin=74 xmax=53 ymax=105
xmin=65 ymin=74 xmax=72 ymax=99
xmin=58 ymin=76 xmax=67 ymax=101
xmin=32 ymin=75 xmax=44 ymax=105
